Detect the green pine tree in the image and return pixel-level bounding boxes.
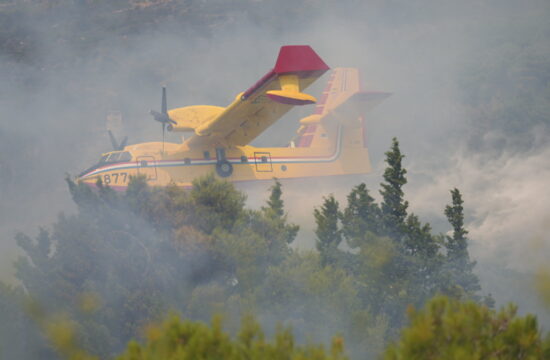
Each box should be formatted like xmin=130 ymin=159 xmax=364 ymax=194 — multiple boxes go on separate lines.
xmin=402 ymin=214 xmax=444 ymax=304
xmin=443 ymin=188 xmax=481 ymax=298
xmin=189 ymin=173 xmax=247 ymax=233
xmin=403 ymin=214 xmax=439 ymax=258
xmin=314 ymin=195 xmax=342 ymax=267
xmin=262 ymin=179 xmax=299 ymax=244
xmin=380 ymin=138 xmax=409 ymax=239
xmin=264 ymin=179 xmax=284 ymax=218
xmin=444 ymin=188 xmax=468 ymax=260
xmin=341 ymin=183 xmax=382 ymax=247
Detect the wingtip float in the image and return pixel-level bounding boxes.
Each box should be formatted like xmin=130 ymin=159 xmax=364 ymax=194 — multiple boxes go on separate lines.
xmin=78 ymin=45 xmax=390 ymax=190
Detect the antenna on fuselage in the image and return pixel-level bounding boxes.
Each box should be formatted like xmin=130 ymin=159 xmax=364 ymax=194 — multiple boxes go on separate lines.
xmin=150 ymin=87 xmax=176 ymax=154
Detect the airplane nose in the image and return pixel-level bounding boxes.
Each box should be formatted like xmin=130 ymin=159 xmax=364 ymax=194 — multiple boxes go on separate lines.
xmin=77 ymin=164 xmax=98 ymax=179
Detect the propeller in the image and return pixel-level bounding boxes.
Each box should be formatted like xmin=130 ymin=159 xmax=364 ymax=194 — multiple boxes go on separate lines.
xmin=108 ymin=130 xmax=128 ymax=151
xmin=150 ymin=87 xmax=176 ymax=153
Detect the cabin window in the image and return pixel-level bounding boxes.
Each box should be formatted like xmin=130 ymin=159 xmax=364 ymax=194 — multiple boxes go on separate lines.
xmin=204 ymin=151 xmax=210 ymax=160
xmin=140 ymin=160 xmax=148 ymax=167
xmin=261 ymin=156 xmax=268 ymax=163
xmin=240 ymin=156 xmax=248 ymax=163
xmin=184 ymin=158 xmax=191 ymax=165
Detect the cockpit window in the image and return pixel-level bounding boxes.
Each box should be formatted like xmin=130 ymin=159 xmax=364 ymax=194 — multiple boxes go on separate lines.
xmin=98 ymin=154 xmax=109 ymax=164
xmin=99 ymin=151 xmax=132 ymax=164
xmin=118 ymin=152 xmax=132 ymax=162
xmin=108 ymin=153 xmax=121 ymax=162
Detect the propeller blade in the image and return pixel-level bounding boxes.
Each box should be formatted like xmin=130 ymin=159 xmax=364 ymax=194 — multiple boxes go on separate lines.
xmin=108 ymin=130 xmax=119 ymax=150
xmin=108 ymin=130 xmax=128 ymax=151
xmin=162 ymin=87 xmax=167 ymax=114
xmin=150 ymin=110 xmax=169 ymax=123
xmin=152 ymin=86 xmax=175 ymax=153
xmin=119 ymin=136 xmax=128 ymax=150
xmin=150 ymin=87 xmax=177 ymax=125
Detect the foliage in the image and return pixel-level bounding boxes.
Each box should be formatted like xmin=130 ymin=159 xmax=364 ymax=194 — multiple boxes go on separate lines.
xmin=0 ymin=283 xmax=53 ymax=359
xmin=13 ymin=174 xmax=273 ymax=358
xmin=380 ymin=137 xmax=408 ymax=238
xmin=7 ymin=139 xmax=491 ymax=359
xmin=314 ymin=195 xmax=343 ymax=267
xmin=384 ymin=296 xmax=550 ymax=359
xmin=443 ymin=188 xmax=481 ymax=299
xmin=341 ymin=183 xmax=382 ymax=246
xmin=12 ymin=174 xmax=376 ymax=359
xmin=320 ymin=138 xmax=483 ymax=337
xmin=264 ymin=179 xmax=285 ymax=219
xmin=535 ymin=269 xmax=550 ymax=309
xmin=116 ymin=314 xmax=347 ymax=360
xmin=262 ymin=179 xmax=300 ymax=245
xmin=444 ymin=188 xmax=468 ymax=254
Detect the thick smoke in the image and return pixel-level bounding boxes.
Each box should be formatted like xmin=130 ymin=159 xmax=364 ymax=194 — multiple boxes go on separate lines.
xmin=1 ymin=0 xmax=549 ymax=349
xmin=407 ymin=146 xmax=550 ymax=272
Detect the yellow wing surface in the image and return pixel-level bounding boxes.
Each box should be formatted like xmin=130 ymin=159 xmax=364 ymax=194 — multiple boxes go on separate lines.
xmin=167 ymin=46 xmax=330 ymax=149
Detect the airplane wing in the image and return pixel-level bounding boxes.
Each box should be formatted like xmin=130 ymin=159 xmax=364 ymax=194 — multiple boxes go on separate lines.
xmin=171 ymin=46 xmax=329 ymax=148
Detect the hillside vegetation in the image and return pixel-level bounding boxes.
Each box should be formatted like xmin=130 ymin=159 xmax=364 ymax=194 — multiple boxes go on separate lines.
xmin=2 ymin=139 xmax=548 ymax=359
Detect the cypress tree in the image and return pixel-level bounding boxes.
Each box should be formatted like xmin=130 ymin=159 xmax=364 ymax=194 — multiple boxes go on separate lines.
xmin=380 ymin=138 xmax=409 ymax=238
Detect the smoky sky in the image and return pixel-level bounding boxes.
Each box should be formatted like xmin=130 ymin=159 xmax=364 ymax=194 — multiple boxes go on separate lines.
xmin=1 ymin=0 xmax=549 ymax=325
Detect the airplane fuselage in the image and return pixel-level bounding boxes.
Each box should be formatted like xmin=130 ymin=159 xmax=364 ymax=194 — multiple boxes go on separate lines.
xmin=78 ymin=122 xmax=372 ymax=190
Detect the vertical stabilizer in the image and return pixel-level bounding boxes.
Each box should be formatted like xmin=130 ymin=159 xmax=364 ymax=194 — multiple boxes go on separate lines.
xmin=295 ymin=68 xmax=390 ymax=149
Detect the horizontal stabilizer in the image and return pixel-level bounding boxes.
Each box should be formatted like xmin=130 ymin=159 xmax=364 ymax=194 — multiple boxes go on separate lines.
xmin=266 ymin=73 xmax=317 ymax=105
xmin=298 ymin=90 xmax=391 ymax=125
xmin=266 ymin=90 xmax=316 ymax=105
xmin=350 ymin=91 xmax=392 ymax=105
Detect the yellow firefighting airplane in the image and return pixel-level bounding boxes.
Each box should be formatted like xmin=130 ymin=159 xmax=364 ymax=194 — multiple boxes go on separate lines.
xmin=78 ymin=45 xmax=390 ymax=189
